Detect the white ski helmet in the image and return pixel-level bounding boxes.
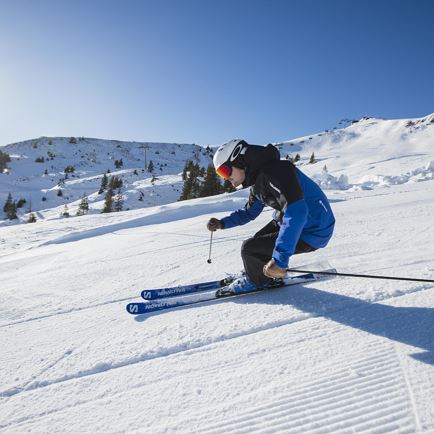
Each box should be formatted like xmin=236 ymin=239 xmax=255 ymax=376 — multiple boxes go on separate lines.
xmin=213 ymin=139 xmax=248 ymax=171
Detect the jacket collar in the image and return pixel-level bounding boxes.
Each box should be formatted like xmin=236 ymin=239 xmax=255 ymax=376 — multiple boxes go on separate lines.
xmin=242 ymin=144 xmax=280 ymax=187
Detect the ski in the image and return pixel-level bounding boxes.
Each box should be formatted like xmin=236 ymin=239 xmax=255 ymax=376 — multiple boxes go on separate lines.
xmin=140 ymin=276 xmax=237 ymax=300
xmin=127 ymin=269 xmax=336 ymax=315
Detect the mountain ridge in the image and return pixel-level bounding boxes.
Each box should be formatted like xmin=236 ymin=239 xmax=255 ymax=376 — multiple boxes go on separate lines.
xmin=1 ymin=113 xmax=433 ymax=224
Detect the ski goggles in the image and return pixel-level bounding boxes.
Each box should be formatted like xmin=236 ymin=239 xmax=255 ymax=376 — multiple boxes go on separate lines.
xmin=215 ymin=162 xmax=232 ymax=180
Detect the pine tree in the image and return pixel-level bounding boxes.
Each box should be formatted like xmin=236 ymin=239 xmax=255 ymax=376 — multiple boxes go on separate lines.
xmin=99 ymin=173 xmax=108 ymax=194
xmin=114 ymin=188 xmax=124 ymax=212
xmin=179 ymin=163 xmax=203 ymax=200
xmin=102 ymin=188 xmax=114 ymax=213
xmin=190 ymin=164 xmax=202 ymax=198
xmin=148 ymin=160 xmax=154 ymax=173
xmin=200 ymin=164 xmax=222 ymax=197
xmin=182 ymin=160 xmax=194 ymax=181
xmin=61 ymin=204 xmax=70 ymax=218
xmin=3 ymin=193 xmax=17 ymax=220
xmin=27 ymin=213 xmax=37 ymax=223
xmin=179 ymin=174 xmax=194 ymax=200
xmin=309 ymin=152 xmax=316 ymax=164
xmin=77 ymin=194 xmax=89 ymax=216
xmin=294 ymin=154 xmax=301 ymax=163
xmin=109 ymin=176 xmax=123 ymax=190
xmin=16 ymin=198 xmax=26 ymax=209
xmin=3 ymin=192 xmax=12 ymax=213
xmin=0 ymin=150 xmax=11 ymax=173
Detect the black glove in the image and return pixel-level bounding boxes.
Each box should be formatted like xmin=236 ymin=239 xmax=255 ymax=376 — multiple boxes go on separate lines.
xmin=207 ymin=218 xmax=224 ymax=231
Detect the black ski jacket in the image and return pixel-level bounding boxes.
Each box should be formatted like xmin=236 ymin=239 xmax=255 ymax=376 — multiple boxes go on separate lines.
xmin=221 ymin=144 xmax=335 ymax=267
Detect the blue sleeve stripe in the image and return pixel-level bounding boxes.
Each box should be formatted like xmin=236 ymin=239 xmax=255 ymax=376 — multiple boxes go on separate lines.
xmin=221 ymin=199 xmax=264 ymax=229
xmin=272 ymin=199 xmax=308 ymax=268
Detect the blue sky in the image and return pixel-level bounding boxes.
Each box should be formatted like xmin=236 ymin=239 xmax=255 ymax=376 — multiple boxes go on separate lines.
xmin=0 ymin=0 xmax=433 ymax=147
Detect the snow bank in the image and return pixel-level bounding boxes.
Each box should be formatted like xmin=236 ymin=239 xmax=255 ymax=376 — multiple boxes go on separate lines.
xmin=311 ymin=170 xmax=350 ymax=190
xmin=310 ymin=160 xmax=434 ymax=191
xmin=356 ymin=160 xmax=434 ymax=189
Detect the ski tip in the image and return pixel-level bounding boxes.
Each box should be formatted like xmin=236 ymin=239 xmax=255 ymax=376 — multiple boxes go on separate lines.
xmin=141 ymin=290 xmax=155 ymax=300
xmin=126 ymin=303 xmax=141 ymax=315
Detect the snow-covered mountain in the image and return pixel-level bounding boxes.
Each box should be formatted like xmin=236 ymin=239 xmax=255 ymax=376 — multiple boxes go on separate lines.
xmin=0 ymin=137 xmax=214 ymax=222
xmin=1 ymin=114 xmax=434 ymax=432
xmin=277 ymin=113 xmax=434 ymax=190
xmin=1 ymin=113 xmax=433 ymax=225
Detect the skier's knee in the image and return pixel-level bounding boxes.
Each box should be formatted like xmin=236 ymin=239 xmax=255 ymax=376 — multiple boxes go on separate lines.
xmin=241 ymin=238 xmax=255 ymax=255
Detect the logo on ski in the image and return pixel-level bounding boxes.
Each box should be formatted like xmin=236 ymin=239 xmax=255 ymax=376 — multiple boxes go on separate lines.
xmin=128 ymin=304 xmax=139 ymax=314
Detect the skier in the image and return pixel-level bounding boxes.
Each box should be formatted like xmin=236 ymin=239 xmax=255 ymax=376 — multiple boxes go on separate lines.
xmin=207 ymin=139 xmax=335 ymax=292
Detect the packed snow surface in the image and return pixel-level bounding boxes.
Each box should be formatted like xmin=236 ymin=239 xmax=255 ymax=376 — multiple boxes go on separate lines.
xmin=1 ymin=181 xmax=434 ymax=433
xmin=1 ymin=114 xmax=434 ymax=433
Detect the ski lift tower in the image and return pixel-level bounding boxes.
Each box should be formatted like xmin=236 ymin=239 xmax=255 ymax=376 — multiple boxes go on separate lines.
xmin=140 ymin=143 xmax=149 ymax=171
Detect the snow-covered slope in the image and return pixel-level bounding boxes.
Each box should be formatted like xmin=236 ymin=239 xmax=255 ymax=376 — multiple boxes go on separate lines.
xmin=0 ymin=137 xmax=214 ymax=222
xmin=278 ymin=113 xmax=434 ymax=190
xmin=1 ymin=181 xmax=434 ymax=433
xmin=1 ymin=115 xmax=434 ymax=432
xmin=1 ymin=113 xmax=433 ymax=224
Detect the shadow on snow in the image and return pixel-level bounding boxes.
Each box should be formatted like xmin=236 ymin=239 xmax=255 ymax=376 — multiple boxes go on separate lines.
xmin=135 ymin=284 xmax=434 ymax=365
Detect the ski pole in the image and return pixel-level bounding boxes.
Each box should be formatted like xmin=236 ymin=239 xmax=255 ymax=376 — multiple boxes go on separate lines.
xmin=286 ymin=268 xmax=434 ymax=284
xmin=207 ymin=231 xmax=213 ymax=264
